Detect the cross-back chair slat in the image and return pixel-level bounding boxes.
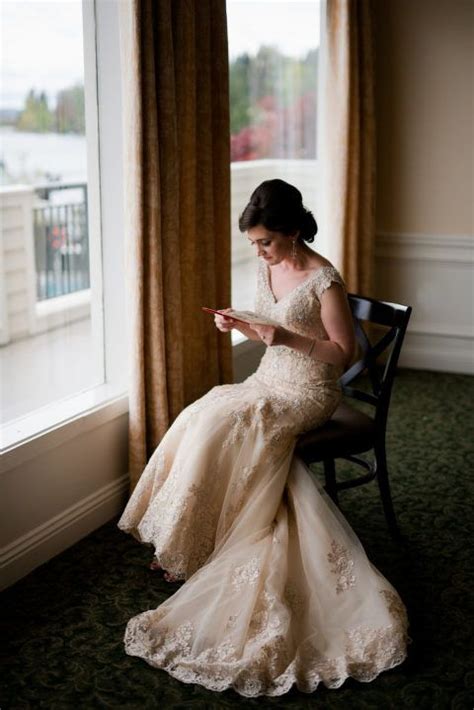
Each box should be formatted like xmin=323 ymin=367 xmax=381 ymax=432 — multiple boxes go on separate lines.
xmin=295 ymin=292 xmax=412 ymax=537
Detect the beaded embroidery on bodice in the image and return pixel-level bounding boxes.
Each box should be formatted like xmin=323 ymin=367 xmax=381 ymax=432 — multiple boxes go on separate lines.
xmin=252 ymin=258 xmax=344 ymax=406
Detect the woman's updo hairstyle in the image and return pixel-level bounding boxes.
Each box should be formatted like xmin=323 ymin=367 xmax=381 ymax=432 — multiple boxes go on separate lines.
xmin=238 ymin=179 xmax=318 ymax=243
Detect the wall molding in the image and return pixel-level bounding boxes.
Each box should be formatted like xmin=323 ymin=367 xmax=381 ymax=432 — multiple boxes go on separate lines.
xmin=375 ymin=230 xmax=473 ymax=374
xmin=0 ymin=474 xmax=129 ymax=590
xmin=399 ymin=332 xmax=474 ymax=374
xmin=376 ymin=231 xmax=474 ymax=264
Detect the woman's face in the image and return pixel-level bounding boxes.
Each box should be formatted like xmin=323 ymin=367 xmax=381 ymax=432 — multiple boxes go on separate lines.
xmin=247 ymin=225 xmax=294 ymax=265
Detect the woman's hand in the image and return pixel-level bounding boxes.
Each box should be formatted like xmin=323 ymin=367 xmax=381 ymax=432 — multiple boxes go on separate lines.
xmin=214 ymin=308 xmax=236 ymax=332
xmin=213 ymin=309 xmax=267 ymax=342
xmin=248 ymin=323 xmax=289 ymax=347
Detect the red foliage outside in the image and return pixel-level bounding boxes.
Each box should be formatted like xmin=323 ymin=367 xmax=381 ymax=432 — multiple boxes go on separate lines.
xmin=230 ymin=93 xmax=316 ymax=162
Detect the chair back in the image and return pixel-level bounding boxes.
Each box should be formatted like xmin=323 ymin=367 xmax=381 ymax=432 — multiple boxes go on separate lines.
xmin=341 ymin=294 xmax=412 ymax=430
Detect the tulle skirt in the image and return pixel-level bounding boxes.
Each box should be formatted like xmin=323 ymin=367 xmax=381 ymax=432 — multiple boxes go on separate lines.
xmin=118 ymin=375 xmax=409 ymax=696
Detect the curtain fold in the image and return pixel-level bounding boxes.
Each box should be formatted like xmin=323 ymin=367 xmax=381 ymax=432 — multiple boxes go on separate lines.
xmin=119 ymin=0 xmax=233 ymax=490
xmin=319 ymin=0 xmax=376 ymax=296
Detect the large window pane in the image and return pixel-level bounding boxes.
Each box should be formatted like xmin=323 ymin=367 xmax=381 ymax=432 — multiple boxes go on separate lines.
xmin=0 ymin=0 xmax=104 ymax=429
xmin=227 ymin=0 xmax=321 ymax=326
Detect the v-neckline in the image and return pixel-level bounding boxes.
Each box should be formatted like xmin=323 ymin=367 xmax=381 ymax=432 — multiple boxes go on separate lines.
xmin=264 ymin=261 xmax=327 ymax=305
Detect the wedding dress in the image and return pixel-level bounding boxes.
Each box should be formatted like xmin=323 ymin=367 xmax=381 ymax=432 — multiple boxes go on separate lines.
xmin=117 ymin=258 xmax=409 ymax=697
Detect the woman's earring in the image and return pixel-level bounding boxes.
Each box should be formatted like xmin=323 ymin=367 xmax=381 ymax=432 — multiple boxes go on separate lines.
xmin=292 ymin=238 xmax=297 ymax=261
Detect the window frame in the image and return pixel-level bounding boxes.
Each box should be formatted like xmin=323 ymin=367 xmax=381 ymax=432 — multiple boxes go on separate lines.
xmin=1 ymin=0 xmax=128 ymax=461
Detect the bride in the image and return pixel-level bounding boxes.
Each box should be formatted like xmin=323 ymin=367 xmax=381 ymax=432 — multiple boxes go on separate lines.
xmin=117 ymin=179 xmax=409 ymax=697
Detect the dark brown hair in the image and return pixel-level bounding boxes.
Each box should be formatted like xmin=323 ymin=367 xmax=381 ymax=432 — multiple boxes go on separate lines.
xmin=238 ymin=179 xmax=317 ymax=243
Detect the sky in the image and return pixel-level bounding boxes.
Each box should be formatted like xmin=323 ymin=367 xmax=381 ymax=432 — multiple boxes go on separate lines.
xmin=0 ymin=0 xmax=320 ymax=111
xmin=227 ymin=1 xmax=320 ymax=59
xmin=0 ymin=0 xmax=84 ymax=110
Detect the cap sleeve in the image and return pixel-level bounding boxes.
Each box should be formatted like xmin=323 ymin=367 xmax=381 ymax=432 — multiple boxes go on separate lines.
xmin=313 ymin=265 xmax=346 ymax=300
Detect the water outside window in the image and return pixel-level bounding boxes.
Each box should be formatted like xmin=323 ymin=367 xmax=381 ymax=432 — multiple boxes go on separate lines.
xmin=0 ymin=0 xmax=104 ymax=429
xmin=227 ymin=0 xmax=321 ymax=332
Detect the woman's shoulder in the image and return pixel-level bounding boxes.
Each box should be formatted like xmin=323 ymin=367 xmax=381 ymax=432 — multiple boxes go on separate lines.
xmin=306 ymin=256 xmax=345 ymax=297
xmin=305 ymin=252 xmax=337 ymax=272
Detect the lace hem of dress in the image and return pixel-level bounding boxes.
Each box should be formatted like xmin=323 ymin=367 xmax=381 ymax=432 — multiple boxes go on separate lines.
xmin=123 ymin=597 xmax=409 ymax=697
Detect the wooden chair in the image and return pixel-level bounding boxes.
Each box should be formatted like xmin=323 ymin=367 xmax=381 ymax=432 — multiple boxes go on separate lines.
xmin=295 ymin=294 xmax=412 ymax=538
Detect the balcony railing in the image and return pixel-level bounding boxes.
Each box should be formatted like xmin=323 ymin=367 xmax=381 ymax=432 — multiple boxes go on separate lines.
xmin=33 ymin=182 xmax=90 ymax=301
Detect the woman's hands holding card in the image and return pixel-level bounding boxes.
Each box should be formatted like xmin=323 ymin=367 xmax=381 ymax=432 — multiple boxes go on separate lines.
xmin=214 ymin=308 xmax=237 ymax=332
xmin=214 ymin=309 xmax=262 ymax=341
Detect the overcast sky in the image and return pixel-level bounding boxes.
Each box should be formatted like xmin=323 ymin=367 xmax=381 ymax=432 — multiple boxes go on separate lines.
xmin=0 ymin=0 xmax=320 ymax=111
xmin=227 ymin=1 xmax=320 ymax=59
xmin=0 ymin=0 xmax=84 ymax=110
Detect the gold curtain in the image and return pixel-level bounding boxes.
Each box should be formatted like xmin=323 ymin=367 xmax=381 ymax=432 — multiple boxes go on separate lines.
xmin=320 ymin=0 xmax=376 ymax=296
xmin=119 ymin=0 xmax=233 ymax=490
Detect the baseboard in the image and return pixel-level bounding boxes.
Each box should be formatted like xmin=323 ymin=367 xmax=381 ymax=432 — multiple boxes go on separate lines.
xmin=0 ymin=474 xmax=129 ymax=591
xmin=399 ymin=331 xmax=474 ymax=374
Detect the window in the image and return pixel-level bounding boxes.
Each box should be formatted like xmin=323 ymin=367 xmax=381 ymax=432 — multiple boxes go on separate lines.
xmin=227 ymin=0 xmax=322 ymax=336
xmin=0 ymin=0 xmax=127 ymax=450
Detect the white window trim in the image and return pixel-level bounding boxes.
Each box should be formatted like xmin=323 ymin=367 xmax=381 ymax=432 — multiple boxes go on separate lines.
xmin=1 ymin=0 xmax=128 ymax=465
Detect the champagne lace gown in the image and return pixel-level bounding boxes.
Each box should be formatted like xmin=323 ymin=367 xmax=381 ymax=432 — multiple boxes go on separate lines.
xmin=117 ymin=259 xmax=409 ymax=697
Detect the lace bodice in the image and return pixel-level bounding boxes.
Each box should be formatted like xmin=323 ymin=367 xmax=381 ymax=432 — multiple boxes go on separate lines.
xmin=252 ymin=258 xmax=346 ymax=395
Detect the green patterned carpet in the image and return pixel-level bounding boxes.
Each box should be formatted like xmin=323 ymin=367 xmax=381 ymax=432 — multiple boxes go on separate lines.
xmin=1 ymin=369 xmax=473 ymax=709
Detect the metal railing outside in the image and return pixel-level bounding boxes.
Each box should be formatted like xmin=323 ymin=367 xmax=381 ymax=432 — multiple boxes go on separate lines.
xmin=33 ymin=182 xmax=90 ymax=300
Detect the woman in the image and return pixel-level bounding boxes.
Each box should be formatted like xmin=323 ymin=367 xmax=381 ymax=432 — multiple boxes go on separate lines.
xmin=118 ymin=179 xmax=409 ymax=697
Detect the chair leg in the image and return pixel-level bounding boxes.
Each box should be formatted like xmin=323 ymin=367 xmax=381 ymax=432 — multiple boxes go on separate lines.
xmin=323 ymin=459 xmax=339 ymax=505
xmin=375 ymin=444 xmax=401 ymax=538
